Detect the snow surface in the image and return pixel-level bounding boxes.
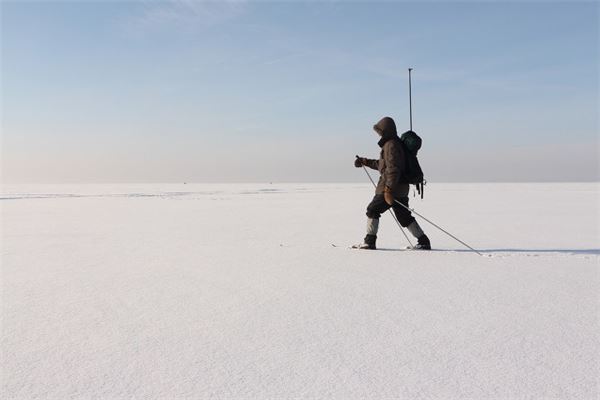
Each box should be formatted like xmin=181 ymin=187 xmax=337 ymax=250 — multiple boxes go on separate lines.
xmin=1 ymin=183 xmax=599 ymax=399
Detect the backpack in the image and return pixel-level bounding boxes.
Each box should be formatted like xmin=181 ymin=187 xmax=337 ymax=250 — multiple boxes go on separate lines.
xmin=399 ymin=130 xmax=426 ymax=198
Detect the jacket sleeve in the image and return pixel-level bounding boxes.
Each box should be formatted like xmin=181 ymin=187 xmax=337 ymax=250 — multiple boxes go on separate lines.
xmin=383 ymin=141 xmax=405 ymax=189
xmin=364 ymin=158 xmax=379 ymax=170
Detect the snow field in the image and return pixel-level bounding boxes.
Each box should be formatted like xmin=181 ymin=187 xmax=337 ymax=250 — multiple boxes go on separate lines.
xmin=1 ymin=183 xmax=598 ymax=399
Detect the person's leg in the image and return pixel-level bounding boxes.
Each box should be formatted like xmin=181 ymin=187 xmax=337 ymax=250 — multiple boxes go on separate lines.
xmin=392 ymin=197 xmax=431 ymax=249
xmin=359 ymin=194 xmax=390 ymax=249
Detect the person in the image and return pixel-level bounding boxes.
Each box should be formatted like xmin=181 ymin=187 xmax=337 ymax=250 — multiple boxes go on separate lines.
xmin=354 ymin=116 xmax=431 ymax=250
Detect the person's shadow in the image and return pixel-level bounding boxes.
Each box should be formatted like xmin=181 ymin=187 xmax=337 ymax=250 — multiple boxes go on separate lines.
xmin=476 ymin=248 xmax=600 ymax=255
xmin=378 ymin=248 xmax=600 ymax=255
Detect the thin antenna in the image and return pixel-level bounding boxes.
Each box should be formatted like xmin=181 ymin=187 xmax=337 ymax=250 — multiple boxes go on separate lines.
xmin=408 ymin=68 xmax=413 ymax=130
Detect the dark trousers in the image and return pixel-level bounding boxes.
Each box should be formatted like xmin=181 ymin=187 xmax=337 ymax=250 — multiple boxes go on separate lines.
xmin=366 ymin=195 xmax=415 ymax=227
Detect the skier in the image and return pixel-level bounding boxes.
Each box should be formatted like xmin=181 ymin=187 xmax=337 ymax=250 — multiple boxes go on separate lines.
xmin=354 ymin=116 xmax=431 ymax=250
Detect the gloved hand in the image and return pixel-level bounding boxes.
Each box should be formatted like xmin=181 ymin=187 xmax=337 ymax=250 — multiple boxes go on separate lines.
xmin=384 ymin=186 xmax=395 ymax=206
xmin=354 ymin=157 xmax=367 ymax=168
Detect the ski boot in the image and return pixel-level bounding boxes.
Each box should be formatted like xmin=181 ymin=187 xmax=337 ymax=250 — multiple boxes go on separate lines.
xmin=354 ymin=234 xmax=377 ymax=250
xmin=412 ymin=234 xmax=431 ymax=250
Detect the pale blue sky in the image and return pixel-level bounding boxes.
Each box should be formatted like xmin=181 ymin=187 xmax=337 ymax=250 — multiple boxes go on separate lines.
xmin=2 ymin=1 xmax=598 ymax=183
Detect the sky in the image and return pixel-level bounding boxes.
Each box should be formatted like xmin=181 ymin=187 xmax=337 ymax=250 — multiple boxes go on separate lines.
xmin=1 ymin=0 xmax=598 ymax=183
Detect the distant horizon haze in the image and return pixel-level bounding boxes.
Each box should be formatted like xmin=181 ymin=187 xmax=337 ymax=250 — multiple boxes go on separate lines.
xmin=1 ymin=1 xmax=598 ymax=183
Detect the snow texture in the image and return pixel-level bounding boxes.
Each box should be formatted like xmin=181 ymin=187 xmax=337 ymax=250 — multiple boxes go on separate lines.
xmin=1 ymin=183 xmax=599 ymax=399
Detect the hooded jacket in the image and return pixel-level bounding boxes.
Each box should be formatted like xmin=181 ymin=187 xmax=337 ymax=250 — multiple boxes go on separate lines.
xmin=364 ymin=117 xmax=409 ymax=197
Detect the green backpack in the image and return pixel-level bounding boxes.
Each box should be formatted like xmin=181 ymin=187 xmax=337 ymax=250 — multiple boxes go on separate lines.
xmin=399 ymin=130 xmax=426 ymax=198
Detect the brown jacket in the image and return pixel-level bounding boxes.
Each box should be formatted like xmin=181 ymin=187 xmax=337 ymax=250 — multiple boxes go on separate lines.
xmin=365 ymin=117 xmax=409 ymax=197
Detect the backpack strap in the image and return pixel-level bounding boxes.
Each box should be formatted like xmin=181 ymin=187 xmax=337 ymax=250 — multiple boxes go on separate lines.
xmin=416 ymin=181 xmax=425 ymax=199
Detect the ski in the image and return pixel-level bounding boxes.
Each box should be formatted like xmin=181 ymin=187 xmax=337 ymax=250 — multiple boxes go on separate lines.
xmin=340 ymin=244 xmax=420 ymax=251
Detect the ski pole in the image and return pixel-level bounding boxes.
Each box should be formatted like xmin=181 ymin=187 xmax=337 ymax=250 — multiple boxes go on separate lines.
xmin=392 ymin=198 xmax=483 ymax=256
xmin=356 ymin=156 xmax=413 ymax=248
